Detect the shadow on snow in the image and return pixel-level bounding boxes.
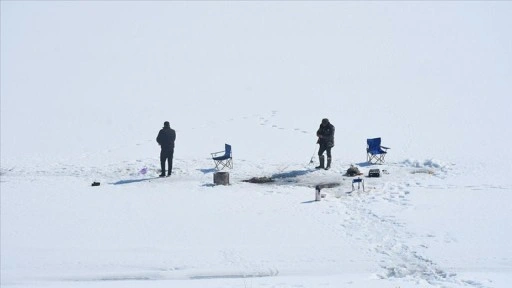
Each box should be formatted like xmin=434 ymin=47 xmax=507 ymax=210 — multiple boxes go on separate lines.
xmin=111 ymin=177 xmax=160 ymax=185
xmin=198 ymin=168 xmax=217 ymax=174
xmin=271 ymin=169 xmax=314 ymax=179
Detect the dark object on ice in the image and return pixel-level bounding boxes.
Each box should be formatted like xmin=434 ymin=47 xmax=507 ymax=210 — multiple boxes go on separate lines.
xmin=315 ymin=182 xmax=340 ymax=191
xmin=243 ymin=176 xmax=274 ymax=184
xmin=91 ymin=182 xmax=100 ymax=186
xmin=344 ymin=165 xmax=362 ymax=177
xmin=211 ymin=144 xmax=233 ymax=170
xmin=368 ymin=169 xmax=381 ymax=177
xmin=366 ymin=137 xmax=390 ymax=164
xmin=214 ymin=171 xmax=230 ymax=185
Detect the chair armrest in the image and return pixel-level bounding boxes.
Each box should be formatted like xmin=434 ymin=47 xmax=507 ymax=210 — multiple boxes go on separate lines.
xmin=211 ymin=151 xmax=225 ymax=157
xmin=381 ymin=146 xmax=390 ymax=150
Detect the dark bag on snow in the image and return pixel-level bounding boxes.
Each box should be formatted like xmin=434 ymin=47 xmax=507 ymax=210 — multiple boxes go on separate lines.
xmin=345 ymin=166 xmax=361 ymax=177
xmin=368 ymin=169 xmax=381 ymax=177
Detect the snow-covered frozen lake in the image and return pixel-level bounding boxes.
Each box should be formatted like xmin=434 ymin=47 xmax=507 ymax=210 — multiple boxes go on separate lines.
xmin=2 ymin=2 xmax=511 ymax=287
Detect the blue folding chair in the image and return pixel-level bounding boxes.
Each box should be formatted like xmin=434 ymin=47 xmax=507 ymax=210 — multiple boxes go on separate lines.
xmin=211 ymin=144 xmax=233 ymax=170
xmin=366 ymin=138 xmax=390 ymax=164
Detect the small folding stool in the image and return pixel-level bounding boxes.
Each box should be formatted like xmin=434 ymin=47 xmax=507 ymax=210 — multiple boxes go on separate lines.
xmin=352 ymin=177 xmax=365 ymax=192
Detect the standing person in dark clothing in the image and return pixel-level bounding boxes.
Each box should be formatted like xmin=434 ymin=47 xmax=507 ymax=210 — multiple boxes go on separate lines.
xmin=316 ymin=118 xmax=335 ymax=170
xmin=156 ymin=121 xmax=176 ymax=177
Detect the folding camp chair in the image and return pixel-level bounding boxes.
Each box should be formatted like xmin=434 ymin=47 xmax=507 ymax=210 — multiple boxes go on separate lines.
xmin=366 ymin=138 xmax=390 ymax=164
xmin=211 ymin=144 xmax=233 ymax=170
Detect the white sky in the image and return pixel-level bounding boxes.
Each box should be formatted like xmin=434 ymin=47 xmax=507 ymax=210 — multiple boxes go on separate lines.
xmin=1 ymin=1 xmax=511 ymax=161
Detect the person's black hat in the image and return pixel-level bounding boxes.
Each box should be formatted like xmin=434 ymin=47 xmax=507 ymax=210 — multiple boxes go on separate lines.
xmin=164 ymin=121 xmax=170 ymax=127
xmin=322 ymin=118 xmax=329 ymax=125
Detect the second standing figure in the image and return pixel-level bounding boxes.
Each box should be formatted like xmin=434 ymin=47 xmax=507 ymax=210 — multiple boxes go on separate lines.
xmin=316 ymin=118 xmax=335 ymax=170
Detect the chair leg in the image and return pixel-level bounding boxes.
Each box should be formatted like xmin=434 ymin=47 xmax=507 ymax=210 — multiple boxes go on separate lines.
xmin=368 ymin=153 xmax=387 ymax=164
xmin=213 ymin=158 xmax=233 ymax=170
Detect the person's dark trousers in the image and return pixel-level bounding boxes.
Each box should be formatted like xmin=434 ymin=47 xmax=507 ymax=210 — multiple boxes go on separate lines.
xmin=318 ymin=144 xmax=332 ymax=159
xmin=160 ymin=147 xmax=174 ymax=176
xmin=318 ymin=144 xmax=332 ymax=169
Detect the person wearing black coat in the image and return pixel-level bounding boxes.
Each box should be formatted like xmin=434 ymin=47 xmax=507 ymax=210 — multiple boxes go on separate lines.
xmin=156 ymin=121 xmax=176 ymax=177
xmin=316 ymin=118 xmax=335 ymax=170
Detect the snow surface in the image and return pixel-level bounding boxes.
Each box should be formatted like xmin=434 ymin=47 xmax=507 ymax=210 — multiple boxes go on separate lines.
xmin=1 ymin=2 xmax=512 ymax=288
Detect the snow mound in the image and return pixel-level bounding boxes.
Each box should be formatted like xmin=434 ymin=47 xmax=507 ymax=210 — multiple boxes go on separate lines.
xmin=401 ymin=158 xmax=451 ymax=170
